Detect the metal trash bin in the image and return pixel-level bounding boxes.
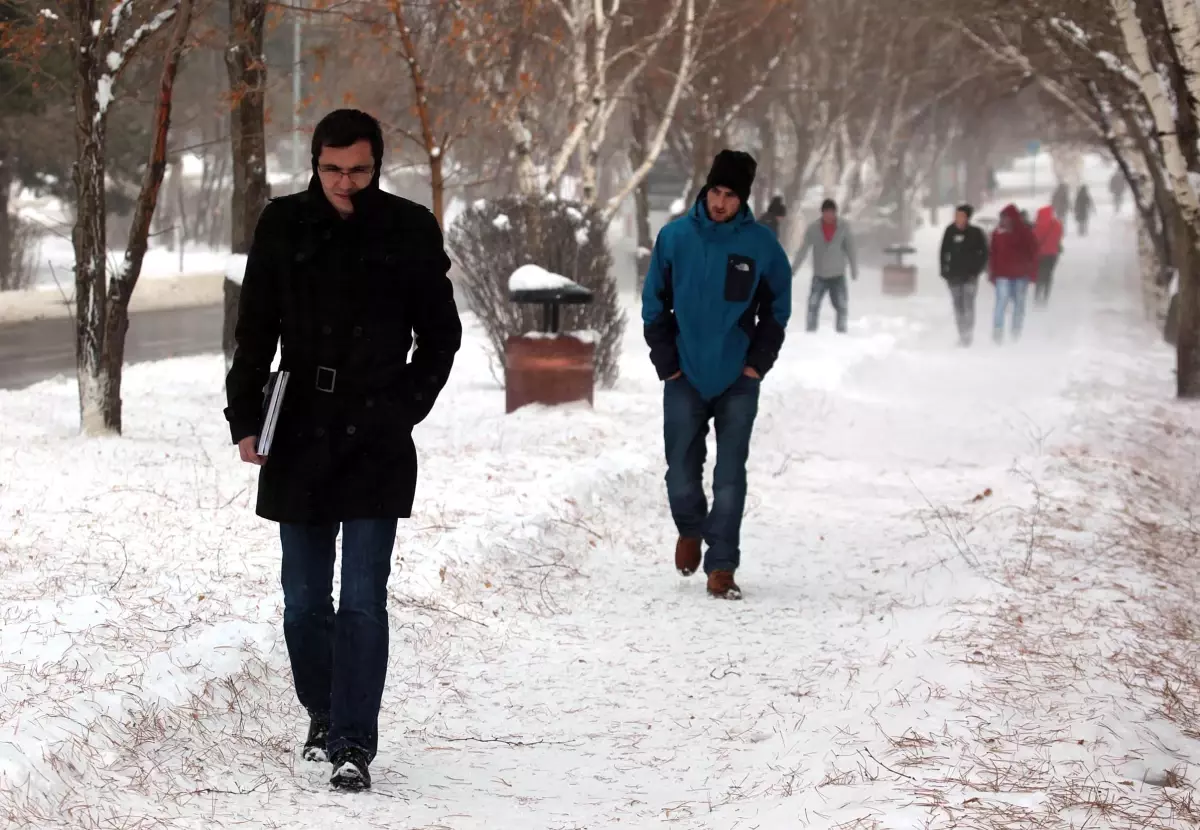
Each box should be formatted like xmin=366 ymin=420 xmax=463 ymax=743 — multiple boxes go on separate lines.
xmin=882 ymin=243 xmax=917 ymax=296
xmin=506 ymin=276 xmax=596 ymax=413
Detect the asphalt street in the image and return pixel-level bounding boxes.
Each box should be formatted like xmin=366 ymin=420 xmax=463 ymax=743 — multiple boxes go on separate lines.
xmin=0 ymin=304 xmax=222 ymax=390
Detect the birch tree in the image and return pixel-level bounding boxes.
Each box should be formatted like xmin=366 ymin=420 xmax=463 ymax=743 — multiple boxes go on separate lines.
xmin=64 ymin=0 xmax=195 ymax=434
xmin=1112 ymin=0 xmax=1200 ymax=395
xmin=544 ymin=0 xmax=698 ymax=223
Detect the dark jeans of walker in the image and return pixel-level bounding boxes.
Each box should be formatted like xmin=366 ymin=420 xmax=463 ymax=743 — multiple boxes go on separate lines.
xmin=948 ymin=277 xmax=979 ymax=345
xmin=279 ymin=518 xmax=397 ymax=761
xmin=663 ymin=374 xmax=760 ymax=574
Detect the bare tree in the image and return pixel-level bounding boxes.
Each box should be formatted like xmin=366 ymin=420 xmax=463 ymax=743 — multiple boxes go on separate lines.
xmin=222 ymin=0 xmax=268 ymax=368
xmin=58 ymin=0 xmax=196 ymax=434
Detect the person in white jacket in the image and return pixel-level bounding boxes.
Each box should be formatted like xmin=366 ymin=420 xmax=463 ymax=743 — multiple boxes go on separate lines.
xmin=793 ymin=198 xmax=858 ymax=333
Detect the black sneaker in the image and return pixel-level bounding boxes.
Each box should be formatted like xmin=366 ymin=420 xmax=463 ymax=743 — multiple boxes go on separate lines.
xmin=330 ymin=747 xmax=372 ymax=791
xmin=302 ymin=715 xmax=330 ymax=763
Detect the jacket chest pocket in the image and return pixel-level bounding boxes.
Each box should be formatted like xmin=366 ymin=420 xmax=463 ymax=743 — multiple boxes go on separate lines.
xmin=724 ymin=254 xmax=756 ymax=302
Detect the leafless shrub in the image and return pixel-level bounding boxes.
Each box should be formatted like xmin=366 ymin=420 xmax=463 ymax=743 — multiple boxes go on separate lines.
xmin=447 ymin=195 xmax=626 ymax=387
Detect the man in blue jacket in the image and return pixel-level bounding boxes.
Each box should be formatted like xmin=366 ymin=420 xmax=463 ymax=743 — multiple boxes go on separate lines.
xmin=641 ymin=150 xmax=793 ymax=600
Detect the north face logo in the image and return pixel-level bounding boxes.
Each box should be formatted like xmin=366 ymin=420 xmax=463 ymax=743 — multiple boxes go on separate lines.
xmin=735 ymin=262 xmax=750 ymax=271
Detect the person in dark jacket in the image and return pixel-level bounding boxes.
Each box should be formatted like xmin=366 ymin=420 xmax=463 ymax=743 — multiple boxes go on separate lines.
xmin=1074 ymin=185 xmax=1094 ymax=236
xmin=642 ymin=150 xmax=792 ymax=600
xmin=988 ymin=203 xmax=1039 ymax=344
xmin=759 ymin=195 xmax=787 ymax=238
xmin=939 ymin=204 xmax=989 ymax=346
xmin=1109 ymin=170 xmax=1126 ymax=212
xmin=1051 ymin=183 xmax=1071 ymax=230
xmin=224 ymin=109 xmax=462 ymax=791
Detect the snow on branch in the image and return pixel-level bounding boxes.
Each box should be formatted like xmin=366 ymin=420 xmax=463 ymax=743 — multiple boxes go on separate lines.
xmin=95 ymin=4 xmax=178 ymax=122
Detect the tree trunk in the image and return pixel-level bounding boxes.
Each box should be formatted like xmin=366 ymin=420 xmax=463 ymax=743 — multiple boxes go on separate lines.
xmin=1176 ymin=219 xmax=1200 ymax=395
xmin=0 ymin=153 xmax=13 ymax=290
xmin=430 ymin=152 xmax=444 ymax=225
xmin=97 ymin=0 xmax=193 ymax=433
xmin=72 ymin=14 xmax=112 ymax=436
xmin=509 ymin=100 xmax=539 ymax=196
xmin=761 ymin=105 xmax=776 ymax=215
xmin=629 ymin=83 xmax=652 ymax=292
xmin=224 ymin=0 xmax=269 ymax=369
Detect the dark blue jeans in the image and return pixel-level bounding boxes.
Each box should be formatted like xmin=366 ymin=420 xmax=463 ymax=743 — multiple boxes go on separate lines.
xmin=279 ymin=519 xmax=397 ymax=761
xmin=663 ymin=374 xmax=760 ymax=573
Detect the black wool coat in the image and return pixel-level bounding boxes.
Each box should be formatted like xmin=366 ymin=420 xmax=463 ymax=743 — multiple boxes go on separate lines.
xmin=224 ymin=177 xmax=462 ymax=524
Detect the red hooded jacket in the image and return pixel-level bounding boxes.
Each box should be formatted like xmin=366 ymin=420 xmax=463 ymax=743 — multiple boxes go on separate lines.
xmin=1033 ymin=206 xmax=1064 ymax=257
xmin=988 ymin=204 xmax=1040 ymax=282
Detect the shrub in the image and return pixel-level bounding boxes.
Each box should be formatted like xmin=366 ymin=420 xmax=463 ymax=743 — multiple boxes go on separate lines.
xmin=447 ymin=195 xmax=626 ymax=387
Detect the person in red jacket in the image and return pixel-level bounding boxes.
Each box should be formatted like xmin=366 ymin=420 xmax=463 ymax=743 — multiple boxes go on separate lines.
xmin=1032 ymin=206 xmax=1064 ymax=307
xmin=988 ymin=204 xmax=1040 ymax=344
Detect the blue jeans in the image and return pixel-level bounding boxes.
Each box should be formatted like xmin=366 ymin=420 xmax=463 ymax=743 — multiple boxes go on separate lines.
xmin=663 ymin=374 xmax=760 ymax=573
xmin=279 ymin=519 xmax=397 ymax=761
xmin=993 ymin=277 xmax=1030 ymax=342
xmin=806 ymin=276 xmax=848 ymax=332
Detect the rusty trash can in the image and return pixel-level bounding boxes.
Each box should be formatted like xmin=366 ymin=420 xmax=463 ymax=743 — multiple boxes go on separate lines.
xmin=506 ymin=277 xmax=595 ymax=414
xmin=882 ymin=243 xmax=917 ymax=296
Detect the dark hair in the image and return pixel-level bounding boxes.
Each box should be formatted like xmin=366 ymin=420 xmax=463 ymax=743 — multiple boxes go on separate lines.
xmin=821 ymin=198 xmax=837 ymax=212
xmin=956 ymin=203 xmax=974 ymax=219
xmin=311 ymin=109 xmax=384 ymax=169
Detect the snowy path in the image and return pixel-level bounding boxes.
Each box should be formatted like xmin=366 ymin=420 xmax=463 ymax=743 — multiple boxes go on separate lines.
xmin=3 ymin=203 xmax=1198 ymax=829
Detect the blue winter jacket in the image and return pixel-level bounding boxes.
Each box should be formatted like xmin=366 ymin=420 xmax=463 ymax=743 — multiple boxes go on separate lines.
xmin=642 ymin=194 xmax=793 ymax=401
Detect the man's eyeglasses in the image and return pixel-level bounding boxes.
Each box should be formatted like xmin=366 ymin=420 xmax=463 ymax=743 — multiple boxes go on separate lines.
xmin=318 ymin=164 xmax=374 ymax=181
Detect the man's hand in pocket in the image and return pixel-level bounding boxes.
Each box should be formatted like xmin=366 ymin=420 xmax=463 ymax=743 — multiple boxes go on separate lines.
xmin=743 ymin=367 xmax=761 ymax=379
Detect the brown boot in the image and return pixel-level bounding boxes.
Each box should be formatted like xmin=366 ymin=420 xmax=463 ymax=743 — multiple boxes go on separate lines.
xmin=706 ymin=570 xmax=742 ymax=600
xmin=675 ymin=536 xmax=702 ymax=576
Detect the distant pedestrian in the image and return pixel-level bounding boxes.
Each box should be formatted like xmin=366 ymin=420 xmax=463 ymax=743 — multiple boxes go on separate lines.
xmin=988 ymin=203 xmax=1039 ymax=344
xmin=759 ymin=195 xmax=787 ymax=238
xmin=794 ymin=198 xmax=859 ymax=333
xmin=642 ymin=149 xmax=793 ymax=600
xmin=939 ymin=204 xmax=989 ymax=347
xmin=1032 ymin=206 xmax=1064 ymax=307
xmin=1109 ymin=170 xmax=1126 ymax=213
xmin=1051 ymin=183 xmax=1070 ymax=229
xmin=1074 ymin=185 xmax=1094 ymax=236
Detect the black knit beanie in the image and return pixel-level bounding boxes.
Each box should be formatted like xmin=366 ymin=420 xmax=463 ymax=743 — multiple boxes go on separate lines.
xmin=705 ymin=150 xmax=757 ymax=204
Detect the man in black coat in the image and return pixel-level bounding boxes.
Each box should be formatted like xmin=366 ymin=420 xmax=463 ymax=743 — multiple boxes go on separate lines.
xmin=939 ymin=204 xmax=989 ymax=347
xmin=224 ymin=109 xmax=462 ymax=791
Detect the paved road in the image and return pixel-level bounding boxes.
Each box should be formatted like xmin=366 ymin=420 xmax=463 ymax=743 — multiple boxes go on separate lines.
xmin=0 ymin=304 xmax=222 ymax=390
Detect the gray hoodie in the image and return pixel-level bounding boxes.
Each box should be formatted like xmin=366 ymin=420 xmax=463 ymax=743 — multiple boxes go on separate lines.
xmin=795 ymin=218 xmax=858 ymax=279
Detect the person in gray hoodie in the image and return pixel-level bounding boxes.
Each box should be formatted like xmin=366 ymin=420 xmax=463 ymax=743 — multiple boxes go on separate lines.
xmin=793 ymin=198 xmax=858 ymax=333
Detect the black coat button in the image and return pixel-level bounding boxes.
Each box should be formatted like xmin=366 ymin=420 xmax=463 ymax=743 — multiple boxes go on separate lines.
xmin=346 ymin=425 xmax=356 ymax=435
xmin=353 ymin=326 xmax=363 ymax=337
xmin=321 ymin=324 xmax=332 ymax=335
xmin=315 ymin=427 xmax=326 ymax=438
xmin=365 ymin=398 xmax=375 ymax=408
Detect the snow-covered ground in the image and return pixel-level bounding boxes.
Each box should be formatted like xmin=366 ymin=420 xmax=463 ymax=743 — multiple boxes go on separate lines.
xmin=3 ymin=164 xmax=1199 ymax=828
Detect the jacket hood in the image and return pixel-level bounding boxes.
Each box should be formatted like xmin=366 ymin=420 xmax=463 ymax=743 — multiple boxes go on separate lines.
xmin=1000 ymin=204 xmax=1022 ymax=222
xmin=1036 ymin=206 xmax=1055 ymax=222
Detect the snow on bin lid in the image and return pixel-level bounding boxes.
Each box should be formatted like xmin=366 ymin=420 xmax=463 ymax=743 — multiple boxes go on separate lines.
xmin=508 ymin=264 xmax=574 ymax=292
xmin=508 ymin=265 xmax=593 ymax=304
